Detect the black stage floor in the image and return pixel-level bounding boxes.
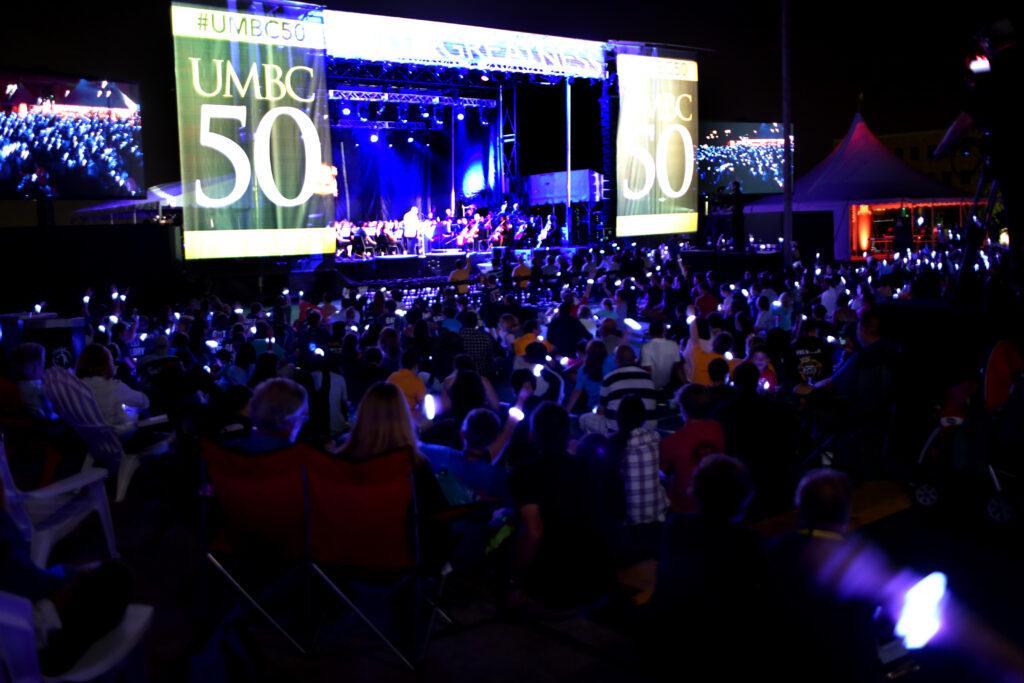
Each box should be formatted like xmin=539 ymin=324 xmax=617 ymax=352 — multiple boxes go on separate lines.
xmin=329 ymin=247 xmax=783 ymax=283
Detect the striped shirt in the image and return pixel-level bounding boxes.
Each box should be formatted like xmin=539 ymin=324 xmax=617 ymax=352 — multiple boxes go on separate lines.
xmin=600 ymin=365 xmax=658 ymax=428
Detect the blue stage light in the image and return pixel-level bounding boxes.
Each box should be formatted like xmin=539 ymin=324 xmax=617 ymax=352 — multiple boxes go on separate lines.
xmin=407 ymin=136 xmax=414 ymax=143
xmin=341 ymin=106 xmax=351 ymax=116
xmin=370 ymin=133 xmax=379 ymax=143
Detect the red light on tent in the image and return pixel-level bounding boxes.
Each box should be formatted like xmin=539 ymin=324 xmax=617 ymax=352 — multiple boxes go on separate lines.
xmin=856 ymin=205 xmax=872 ymax=254
xmin=17 ymin=102 xmax=27 ymax=116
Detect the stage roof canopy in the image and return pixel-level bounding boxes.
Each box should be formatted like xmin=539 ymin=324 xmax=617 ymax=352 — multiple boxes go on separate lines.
xmin=322 ymin=10 xmax=606 ymax=79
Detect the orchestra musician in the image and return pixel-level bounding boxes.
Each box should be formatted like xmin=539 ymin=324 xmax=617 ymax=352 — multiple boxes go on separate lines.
xmin=535 ymin=215 xmax=555 ymax=248
xmin=334 ymin=220 xmax=354 ymax=259
xmin=361 ymin=222 xmax=379 ymax=256
xmin=489 ymin=215 xmax=510 ymax=246
xmin=456 ymin=216 xmax=481 ymax=251
xmin=382 ymin=220 xmax=404 ymax=254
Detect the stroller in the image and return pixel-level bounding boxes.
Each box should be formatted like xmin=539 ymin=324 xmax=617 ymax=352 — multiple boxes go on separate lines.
xmin=910 ymin=340 xmax=1024 ymax=523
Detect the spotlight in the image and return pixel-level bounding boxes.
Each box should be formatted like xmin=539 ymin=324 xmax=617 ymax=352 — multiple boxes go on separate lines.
xmin=370 ymin=133 xmax=379 ymax=143
xmin=480 ymin=72 xmax=490 ymax=82
xmin=407 ymin=136 xmax=414 ymax=143
xmin=341 ymin=105 xmax=351 ymax=116
xmin=456 ymin=105 xmax=465 ymax=121
xmin=479 ymin=109 xmax=489 ymax=125
xmin=398 ymin=104 xmax=409 ymax=123
xmin=376 ymin=101 xmax=386 ymax=115
xmin=421 ymin=106 xmax=431 ymax=118
xmin=357 ymin=103 xmax=368 ymax=121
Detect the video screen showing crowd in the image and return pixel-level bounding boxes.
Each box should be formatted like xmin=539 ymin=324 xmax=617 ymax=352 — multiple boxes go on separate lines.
xmin=697 ymin=122 xmax=791 ymax=196
xmin=333 ymin=201 xmax=563 ymax=259
xmin=1 ymin=74 xmax=145 ymax=200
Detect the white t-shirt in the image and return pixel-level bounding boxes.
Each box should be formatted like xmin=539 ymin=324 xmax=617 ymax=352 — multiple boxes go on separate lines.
xmin=821 ymin=286 xmax=841 ymax=316
xmin=81 ymin=376 xmax=150 ymax=438
xmin=640 ymin=337 xmax=681 ymax=390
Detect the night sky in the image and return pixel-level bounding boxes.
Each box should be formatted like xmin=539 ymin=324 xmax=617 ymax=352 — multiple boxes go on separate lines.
xmin=2 ymin=0 xmax=1019 ymax=188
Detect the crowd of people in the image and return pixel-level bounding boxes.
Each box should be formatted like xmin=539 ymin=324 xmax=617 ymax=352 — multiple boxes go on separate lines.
xmin=0 ymin=109 xmax=144 ymax=198
xmin=0 ymin=231 xmax=1019 ymax=678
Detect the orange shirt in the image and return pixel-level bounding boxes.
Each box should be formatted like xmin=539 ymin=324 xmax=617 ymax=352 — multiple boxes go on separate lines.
xmin=387 ymin=368 xmax=426 ymax=412
xmin=449 ymin=268 xmax=470 ymax=294
xmin=513 ymin=332 xmax=553 ymax=357
xmin=512 ymin=264 xmax=531 ymax=289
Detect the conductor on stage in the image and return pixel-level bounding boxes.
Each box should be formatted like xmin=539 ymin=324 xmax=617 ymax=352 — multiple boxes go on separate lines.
xmin=403 ymin=205 xmax=421 ymax=255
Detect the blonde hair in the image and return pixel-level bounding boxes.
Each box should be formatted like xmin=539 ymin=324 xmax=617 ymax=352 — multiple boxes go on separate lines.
xmin=339 ymin=382 xmax=419 ymax=460
xmin=76 ymin=343 xmax=115 ymax=380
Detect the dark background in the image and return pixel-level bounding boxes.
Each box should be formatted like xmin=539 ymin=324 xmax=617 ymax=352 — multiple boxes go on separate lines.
xmin=2 ymin=0 xmax=1020 ymax=192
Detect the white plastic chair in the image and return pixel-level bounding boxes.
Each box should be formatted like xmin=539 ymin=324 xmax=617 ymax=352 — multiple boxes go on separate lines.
xmin=0 ymin=440 xmax=116 ymax=569
xmin=42 ymin=368 xmax=170 ymax=503
xmin=0 ymin=591 xmax=153 ymax=683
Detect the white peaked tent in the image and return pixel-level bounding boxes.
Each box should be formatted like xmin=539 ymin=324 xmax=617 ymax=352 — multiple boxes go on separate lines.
xmin=746 ymin=113 xmax=969 ymax=260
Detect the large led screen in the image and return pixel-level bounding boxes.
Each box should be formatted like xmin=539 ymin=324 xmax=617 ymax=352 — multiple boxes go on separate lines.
xmin=698 ymin=122 xmax=793 ymax=195
xmin=1 ymin=71 xmax=145 ymax=199
xmin=615 ymin=54 xmax=698 ymax=237
xmin=172 ymin=2 xmax=335 ymax=259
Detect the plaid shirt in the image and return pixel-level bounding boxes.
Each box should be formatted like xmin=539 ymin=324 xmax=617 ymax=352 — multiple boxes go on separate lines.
xmin=458 ymin=327 xmax=496 ymax=377
xmin=622 ymin=427 xmax=668 ymax=525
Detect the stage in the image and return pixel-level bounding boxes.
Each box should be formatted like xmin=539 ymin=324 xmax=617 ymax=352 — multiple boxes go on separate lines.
xmin=327 ymin=246 xmax=782 ymax=284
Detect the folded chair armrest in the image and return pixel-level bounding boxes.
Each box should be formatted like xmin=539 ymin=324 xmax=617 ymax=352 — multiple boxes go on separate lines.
xmin=136 ymin=414 xmax=170 ymax=428
xmin=21 ymin=467 xmax=108 ymax=499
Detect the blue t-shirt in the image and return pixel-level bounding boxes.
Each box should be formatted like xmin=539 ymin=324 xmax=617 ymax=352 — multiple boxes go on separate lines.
xmin=574 ymin=371 xmax=603 ymax=411
xmin=420 ymin=443 xmax=510 ymax=505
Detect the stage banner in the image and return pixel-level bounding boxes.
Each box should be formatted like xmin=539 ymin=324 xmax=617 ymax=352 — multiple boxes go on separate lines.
xmin=615 ymin=54 xmax=699 ymax=237
xmin=171 ymin=3 xmax=335 ymax=259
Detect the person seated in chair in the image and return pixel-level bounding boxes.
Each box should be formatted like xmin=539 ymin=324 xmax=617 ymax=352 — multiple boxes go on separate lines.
xmin=9 ymin=343 xmax=59 ymax=422
xmin=219 ymin=378 xmax=311 ymax=455
xmin=508 ymin=401 xmax=625 ymax=610
xmin=645 ymin=455 xmax=764 ymax=680
xmin=75 ymin=344 xmax=151 ymax=444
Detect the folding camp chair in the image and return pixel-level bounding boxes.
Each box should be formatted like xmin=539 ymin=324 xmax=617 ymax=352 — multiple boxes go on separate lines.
xmin=42 ymin=368 xmax=171 ymax=502
xmin=200 ymin=438 xmax=315 ymax=655
xmin=306 ymin=447 xmax=451 ymax=669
